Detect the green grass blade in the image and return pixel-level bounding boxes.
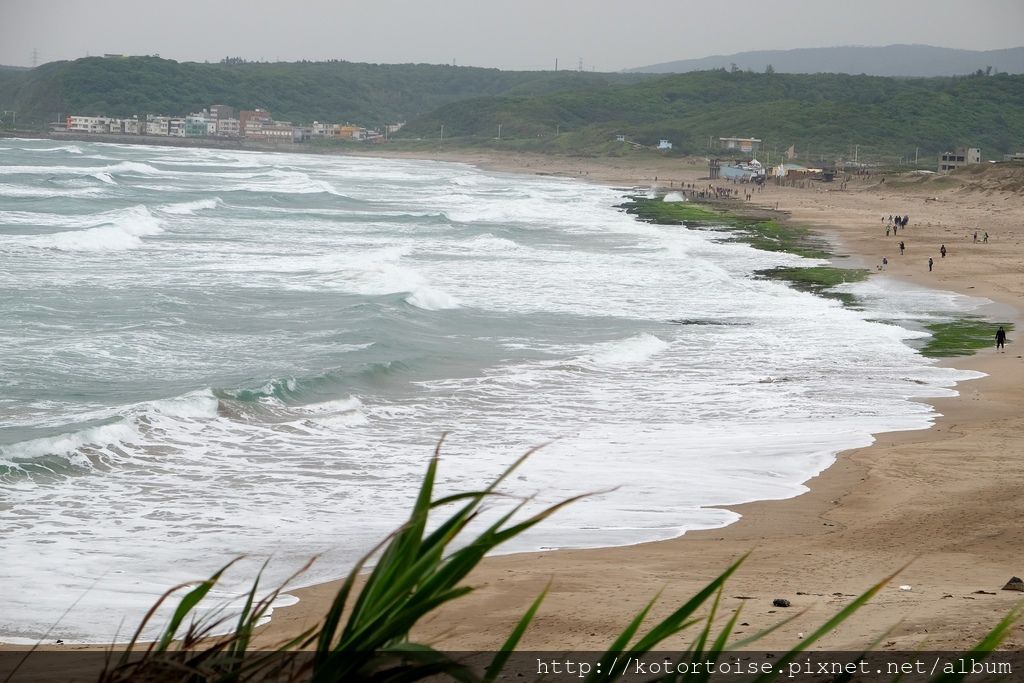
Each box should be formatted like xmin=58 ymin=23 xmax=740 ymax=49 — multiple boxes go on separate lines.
xmin=748 ymin=566 xmax=906 ymax=683
xmin=155 ymin=559 xmax=237 ymax=652
xmin=629 ymin=553 xmax=747 ymax=653
xmin=925 ymin=603 xmax=1021 ymax=683
xmin=484 ymin=583 xmax=550 ymax=683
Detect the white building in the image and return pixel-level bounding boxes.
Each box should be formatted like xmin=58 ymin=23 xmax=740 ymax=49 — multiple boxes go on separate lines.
xmin=938 ymin=147 xmax=981 ymax=173
xmin=66 ymin=115 xmax=112 ymax=134
xmin=146 ymin=116 xmax=170 ymax=136
xmin=216 ymin=118 xmax=241 ymax=136
xmin=658 ymin=139 xmax=672 ymax=150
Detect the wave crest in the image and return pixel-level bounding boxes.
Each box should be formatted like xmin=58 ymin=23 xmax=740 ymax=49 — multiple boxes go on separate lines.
xmin=34 ymin=205 xmax=164 ymax=251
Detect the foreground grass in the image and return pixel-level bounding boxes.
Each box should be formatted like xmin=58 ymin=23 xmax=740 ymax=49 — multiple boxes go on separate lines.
xmin=921 ymin=318 xmax=1015 ymax=358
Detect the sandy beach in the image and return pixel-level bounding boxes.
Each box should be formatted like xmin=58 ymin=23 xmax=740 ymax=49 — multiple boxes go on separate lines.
xmin=258 ymin=150 xmax=1024 ymax=652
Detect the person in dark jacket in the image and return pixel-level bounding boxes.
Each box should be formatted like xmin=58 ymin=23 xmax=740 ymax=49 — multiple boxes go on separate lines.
xmin=996 ymin=326 xmax=1007 ymax=352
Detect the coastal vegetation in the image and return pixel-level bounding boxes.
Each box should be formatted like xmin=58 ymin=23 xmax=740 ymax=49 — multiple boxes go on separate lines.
xmin=920 ymin=318 xmax=1015 ymax=358
xmin=620 ymin=196 xmax=831 ymax=259
xmin=11 ymin=441 xmax=1009 ymax=682
xmin=756 ymin=266 xmax=870 ymax=306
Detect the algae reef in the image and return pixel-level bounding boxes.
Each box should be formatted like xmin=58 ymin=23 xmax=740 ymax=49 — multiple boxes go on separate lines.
xmin=920 ymin=318 xmax=1014 ymax=358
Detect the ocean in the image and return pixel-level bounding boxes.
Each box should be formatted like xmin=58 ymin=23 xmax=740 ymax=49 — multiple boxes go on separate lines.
xmin=0 ymin=138 xmax=985 ymax=642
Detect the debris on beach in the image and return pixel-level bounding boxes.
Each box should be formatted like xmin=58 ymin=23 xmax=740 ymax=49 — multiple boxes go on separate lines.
xmin=1002 ymin=576 xmax=1024 ymax=591
xmin=899 ymin=585 xmax=913 ymax=591
xmin=772 ymin=598 xmax=791 ymax=607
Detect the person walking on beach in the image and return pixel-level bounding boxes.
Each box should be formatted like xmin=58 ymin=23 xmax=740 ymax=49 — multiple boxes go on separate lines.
xmin=973 ymin=231 xmax=978 ymax=243
xmin=881 ymin=257 xmax=888 ymax=270
xmin=928 ymin=257 xmax=934 ymax=272
xmin=984 ymin=232 xmax=989 ymax=243
xmin=899 ymin=241 xmax=905 ymax=255
xmin=940 ymin=244 xmax=947 ymax=258
xmin=886 ymin=225 xmax=891 ymax=236
xmin=996 ymin=326 xmax=1007 ymax=352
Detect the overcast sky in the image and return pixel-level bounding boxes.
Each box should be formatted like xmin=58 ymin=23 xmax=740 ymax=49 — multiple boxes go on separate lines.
xmin=2 ymin=0 xmax=1022 ymax=71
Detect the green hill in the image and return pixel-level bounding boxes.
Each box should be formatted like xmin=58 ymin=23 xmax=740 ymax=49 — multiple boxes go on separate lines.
xmin=0 ymin=56 xmax=647 ymax=126
xmin=396 ymin=69 xmax=1024 ymax=161
xmin=5 ymin=59 xmax=1021 ymax=163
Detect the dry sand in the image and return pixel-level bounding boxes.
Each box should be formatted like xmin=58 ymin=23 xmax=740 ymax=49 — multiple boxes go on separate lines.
xmin=261 ymin=151 xmax=1024 ymax=653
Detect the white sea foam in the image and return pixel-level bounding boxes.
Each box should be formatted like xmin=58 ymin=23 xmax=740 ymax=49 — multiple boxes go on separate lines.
xmin=30 ymin=205 xmax=164 ymax=251
xmin=0 ymin=420 xmax=139 ymax=465
xmin=296 ymin=396 xmax=364 ymax=415
xmin=585 ymin=333 xmax=670 ymax=366
xmin=90 ymin=171 xmax=117 ymax=185
xmin=159 ymin=197 xmax=222 ymax=215
xmin=662 ymin=191 xmax=687 ymax=202
xmin=0 ymin=183 xmax=103 ymax=198
xmin=146 ymin=390 xmax=220 ymax=419
xmin=465 ymin=234 xmax=520 ymax=251
xmin=406 ymin=286 xmax=461 ymax=310
xmin=37 ymin=145 xmax=84 ymax=154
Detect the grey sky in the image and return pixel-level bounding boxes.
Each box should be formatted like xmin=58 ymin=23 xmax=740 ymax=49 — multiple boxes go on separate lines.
xmin=2 ymin=0 xmax=1022 ymax=71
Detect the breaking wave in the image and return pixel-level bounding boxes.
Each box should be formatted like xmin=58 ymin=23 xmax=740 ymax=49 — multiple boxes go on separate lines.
xmin=159 ymin=197 xmax=223 ymax=215
xmin=30 ymin=205 xmax=164 ymax=251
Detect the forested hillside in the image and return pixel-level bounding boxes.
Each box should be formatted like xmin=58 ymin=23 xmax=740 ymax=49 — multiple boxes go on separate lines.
xmin=3 ymin=57 xmax=1021 ymax=163
xmin=0 ymin=56 xmax=647 ymax=125
xmin=397 ymin=69 xmax=1024 ymax=160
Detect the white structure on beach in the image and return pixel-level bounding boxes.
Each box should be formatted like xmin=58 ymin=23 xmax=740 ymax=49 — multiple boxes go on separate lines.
xmin=939 ymin=147 xmax=981 ymax=173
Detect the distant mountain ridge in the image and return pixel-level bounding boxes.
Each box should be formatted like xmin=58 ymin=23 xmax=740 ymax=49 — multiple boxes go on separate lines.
xmin=627 ymin=44 xmax=1024 ymax=77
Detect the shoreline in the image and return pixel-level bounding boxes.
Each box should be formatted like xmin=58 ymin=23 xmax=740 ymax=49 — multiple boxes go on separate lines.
xmin=2 ymin=140 xmax=1021 ymax=653
xmin=257 ymin=149 xmax=1024 ymax=652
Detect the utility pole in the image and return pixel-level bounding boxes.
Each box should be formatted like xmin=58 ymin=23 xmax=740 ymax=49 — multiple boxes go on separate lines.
xmin=440 ymin=124 xmax=444 ymax=142
xmin=555 ymin=58 xmax=558 ymax=71
xmin=854 ymin=144 xmax=858 ymax=163
xmin=915 ymin=147 xmax=919 ymax=165
xmin=578 ymin=57 xmax=583 ymax=72
xmin=497 ymin=123 xmax=502 ymax=140
xmin=556 ymin=124 xmax=560 ymax=136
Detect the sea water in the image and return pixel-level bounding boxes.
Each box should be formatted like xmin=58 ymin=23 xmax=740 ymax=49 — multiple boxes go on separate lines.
xmin=0 ymin=139 xmax=984 ymax=642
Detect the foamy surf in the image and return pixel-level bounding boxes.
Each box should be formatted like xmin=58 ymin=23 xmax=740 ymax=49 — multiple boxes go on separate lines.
xmin=159 ymin=197 xmax=223 ymax=215
xmin=28 ymin=205 xmax=164 ymax=251
xmin=0 ymin=138 xmax=991 ymax=645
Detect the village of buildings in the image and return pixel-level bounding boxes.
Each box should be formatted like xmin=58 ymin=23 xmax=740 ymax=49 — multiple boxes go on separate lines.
xmin=707 ymin=136 xmax=1013 ymax=177
xmin=59 ymin=104 xmax=403 ymax=144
